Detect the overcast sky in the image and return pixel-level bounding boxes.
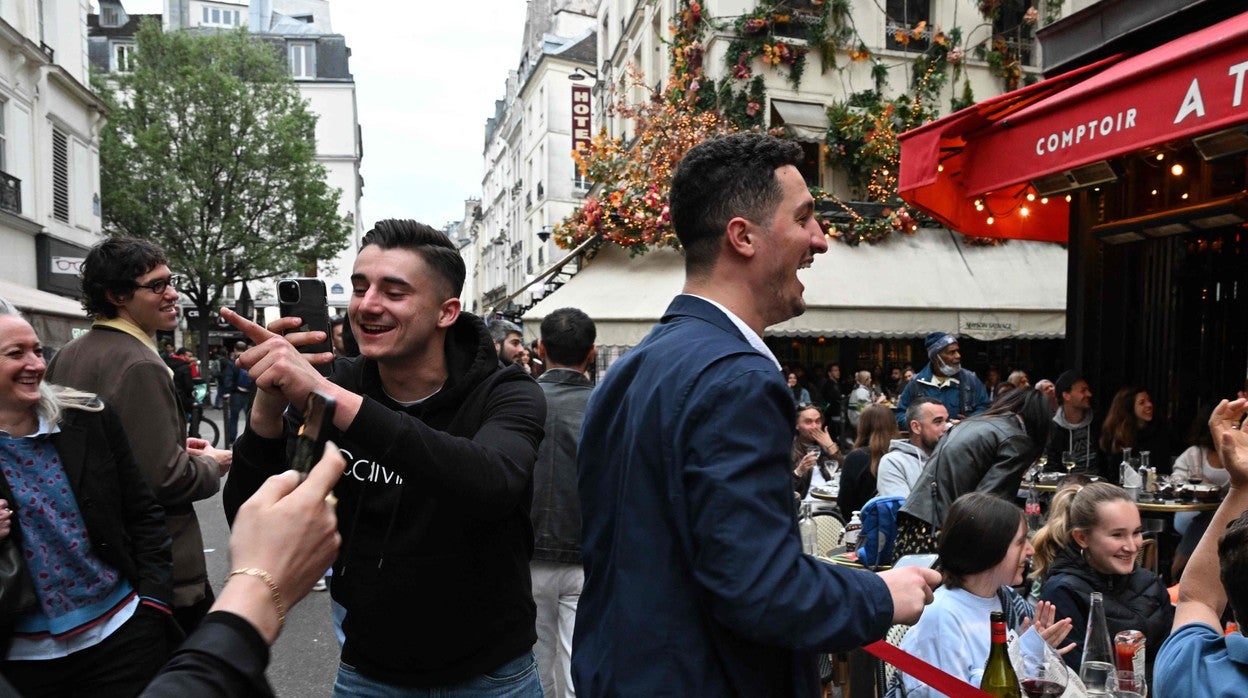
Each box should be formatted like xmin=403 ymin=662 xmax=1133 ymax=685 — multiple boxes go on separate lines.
xmin=117 ymin=1 xmax=529 ymax=231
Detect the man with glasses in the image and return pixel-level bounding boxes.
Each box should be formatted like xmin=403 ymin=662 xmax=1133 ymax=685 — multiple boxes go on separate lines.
xmin=47 ymin=236 xmax=232 ymax=634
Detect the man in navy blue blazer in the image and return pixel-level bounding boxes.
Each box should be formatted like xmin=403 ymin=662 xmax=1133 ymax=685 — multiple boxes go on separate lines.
xmin=572 ymin=133 xmax=941 ymax=696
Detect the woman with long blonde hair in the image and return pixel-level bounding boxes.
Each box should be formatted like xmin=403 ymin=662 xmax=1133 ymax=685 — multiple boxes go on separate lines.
xmin=837 ymin=403 xmax=897 ymax=516
xmin=1033 ymin=482 xmax=1173 ymax=678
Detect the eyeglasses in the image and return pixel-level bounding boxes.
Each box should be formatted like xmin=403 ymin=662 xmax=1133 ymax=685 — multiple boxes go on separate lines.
xmin=132 ymin=274 xmax=182 ymax=294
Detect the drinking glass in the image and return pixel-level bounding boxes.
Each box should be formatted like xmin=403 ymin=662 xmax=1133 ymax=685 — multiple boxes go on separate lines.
xmin=1113 ymin=670 xmax=1146 ymax=698
xmin=1021 ymin=640 xmax=1068 ymax=698
xmin=1062 ymin=450 xmax=1076 ymax=474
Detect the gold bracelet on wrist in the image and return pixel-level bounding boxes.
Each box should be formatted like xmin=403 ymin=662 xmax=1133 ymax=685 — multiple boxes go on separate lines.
xmin=226 ymin=567 xmax=286 ymax=626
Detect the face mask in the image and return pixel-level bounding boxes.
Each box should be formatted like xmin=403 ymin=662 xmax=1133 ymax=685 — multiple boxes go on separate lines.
xmin=936 ymin=357 xmax=960 ymax=377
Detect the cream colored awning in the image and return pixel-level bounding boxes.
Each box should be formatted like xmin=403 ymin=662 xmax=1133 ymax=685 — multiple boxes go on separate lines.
xmin=522 ymin=231 xmax=1067 ymax=345
xmin=771 ymin=99 xmax=831 ymax=142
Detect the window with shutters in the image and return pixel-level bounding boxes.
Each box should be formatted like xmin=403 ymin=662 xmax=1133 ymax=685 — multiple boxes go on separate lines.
xmin=52 ymin=128 xmax=69 ymax=223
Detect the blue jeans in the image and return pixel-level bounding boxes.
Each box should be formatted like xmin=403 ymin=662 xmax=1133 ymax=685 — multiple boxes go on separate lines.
xmin=334 ymin=653 xmax=542 ymax=697
xmin=224 ymin=391 xmax=253 ymax=447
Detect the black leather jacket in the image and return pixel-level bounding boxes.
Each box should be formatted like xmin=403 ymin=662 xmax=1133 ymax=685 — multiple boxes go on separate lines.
xmin=531 ymin=368 xmax=592 ymax=564
xmin=899 ymin=413 xmax=1039 ymax=528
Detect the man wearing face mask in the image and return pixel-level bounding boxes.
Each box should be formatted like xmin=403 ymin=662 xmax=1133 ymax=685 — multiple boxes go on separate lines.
xmin=895 ymin=332 xmax=991 ymax=429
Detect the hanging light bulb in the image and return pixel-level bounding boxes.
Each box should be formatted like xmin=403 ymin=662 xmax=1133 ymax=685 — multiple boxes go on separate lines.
xmin=1020 ymin=206 xmax=1030 ymax=217
xmin=1065 ymin=194 xmax=1072 ymax=202
xmin=986 ymin=216 xmax=995 ymax=225
xmin=1040 ymin=197 xmax=1049 ymax=204
xmin=937 ymin=164 xmax=944 ymax=172
xmin=1026 ymin=193 xmax=1035 ymax=202
xmin=1171 ymin=163 xmax=1184 ymax=176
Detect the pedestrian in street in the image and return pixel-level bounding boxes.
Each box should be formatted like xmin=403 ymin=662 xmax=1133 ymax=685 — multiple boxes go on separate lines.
xmin=572 ymin=133 xmax=939 ymax=696
xmin=530 ymin=307 xmax=596 ymax=698
xmin=894 ymin=332 xmax=992 ymax=429
xmin=46 ymin=236 xmax=230 ymax=635
xmin=221 ymin=219 xmax=546 ymax=695
xmin=222 ymin=341 xmax=255 ymax=448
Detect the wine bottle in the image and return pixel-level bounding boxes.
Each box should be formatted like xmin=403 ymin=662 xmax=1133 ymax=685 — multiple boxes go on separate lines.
xmin=1079 ymin=592 xmax=1116 ymax=695
xmin=981 ymin=611 xmax=1022 ymax=698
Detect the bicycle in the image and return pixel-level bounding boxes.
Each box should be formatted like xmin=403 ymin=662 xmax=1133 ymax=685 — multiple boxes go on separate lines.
xmin=189 ymin=402 xmax=220 ymax=448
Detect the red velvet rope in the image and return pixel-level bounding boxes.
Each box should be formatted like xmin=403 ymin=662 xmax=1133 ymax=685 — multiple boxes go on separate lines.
xmin=863 ymin=639 xmax=993 ymax=698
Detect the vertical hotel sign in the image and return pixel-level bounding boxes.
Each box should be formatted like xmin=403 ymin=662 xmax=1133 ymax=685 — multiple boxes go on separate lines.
xmin=572 ymin=85 xmax=592 ymax=154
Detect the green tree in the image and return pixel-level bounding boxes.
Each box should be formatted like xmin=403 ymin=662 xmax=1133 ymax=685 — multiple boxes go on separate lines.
xmin=97 ymin=20 xmax=349 ymax=355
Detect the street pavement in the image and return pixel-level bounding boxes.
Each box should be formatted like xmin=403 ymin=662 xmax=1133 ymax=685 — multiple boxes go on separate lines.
xmin=196 ymin=405 xmax=341 ymax=696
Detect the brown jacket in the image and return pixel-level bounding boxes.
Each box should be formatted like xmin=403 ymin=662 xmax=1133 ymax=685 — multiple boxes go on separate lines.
xmin=47 ymin=325 xmax=221 ymax=607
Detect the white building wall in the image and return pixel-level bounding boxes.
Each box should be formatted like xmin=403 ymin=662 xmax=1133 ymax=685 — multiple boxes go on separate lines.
xmin=476 ymin=3 xmax=596 ymax=318
xmin=0 ymin=0 xmax=104 ymax=307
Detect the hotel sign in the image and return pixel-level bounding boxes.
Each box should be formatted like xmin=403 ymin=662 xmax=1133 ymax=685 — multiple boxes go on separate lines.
xmin=572 ymin=85 xmax=592 ymax=153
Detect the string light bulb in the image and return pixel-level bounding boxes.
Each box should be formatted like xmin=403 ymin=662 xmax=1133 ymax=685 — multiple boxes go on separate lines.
xmin=1026 ymin=192 xmax=1035 ymax=202
xmin=1020 ymin=206 xmax=1030 ymax=217
xmin=1040 ymin=197 xmax=1049 ymax=204
xmin=986 ymin=216 xmax=995 ymax=225
xmin=1171 ymin=163 xmax=1184 ymax=176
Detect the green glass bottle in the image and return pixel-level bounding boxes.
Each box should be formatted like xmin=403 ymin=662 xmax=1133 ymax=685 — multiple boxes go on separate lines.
xmin=981 ymin=611 xmax=1022 ymax=698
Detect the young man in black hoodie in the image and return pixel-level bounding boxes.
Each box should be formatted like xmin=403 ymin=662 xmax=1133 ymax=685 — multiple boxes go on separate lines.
xmin=221 ymin=220 xmax=546 ymax=694
xmin=1044 ymin=369 xmax=1104 ymax=478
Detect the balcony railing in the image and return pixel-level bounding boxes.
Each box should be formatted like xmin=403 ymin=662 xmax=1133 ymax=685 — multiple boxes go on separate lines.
xmin=0 ymin=171 xmax=21 ymax=215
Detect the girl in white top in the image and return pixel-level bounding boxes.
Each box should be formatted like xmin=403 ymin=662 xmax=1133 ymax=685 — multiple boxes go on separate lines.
xmin=891 ymin=493 xmax=1076 ymax=697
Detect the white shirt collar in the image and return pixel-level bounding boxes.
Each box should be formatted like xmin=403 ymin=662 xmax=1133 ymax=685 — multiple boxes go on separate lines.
xmin=683 ymin=294 xmax=781 ymax=371
xmin=0 ymin=414 xmax=60 ymax=439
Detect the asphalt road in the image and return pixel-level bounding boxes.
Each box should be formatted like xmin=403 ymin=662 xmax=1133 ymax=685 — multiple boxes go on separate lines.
xmin=196 ymin=406 xmax=341 ymax=696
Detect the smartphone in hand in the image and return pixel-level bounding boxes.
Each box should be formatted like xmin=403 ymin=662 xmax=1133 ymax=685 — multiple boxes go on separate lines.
xmin=292 ymin=391 xmax=336 ymax=476
xmin=278 ymin=277 xmax=333 ymax=375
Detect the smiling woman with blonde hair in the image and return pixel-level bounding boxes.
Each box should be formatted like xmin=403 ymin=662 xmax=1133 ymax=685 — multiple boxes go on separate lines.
xmin=1034 ymin=482 xmax=1174 ymax=677
xmin=0 ymin=297 xmax=174 ymax=695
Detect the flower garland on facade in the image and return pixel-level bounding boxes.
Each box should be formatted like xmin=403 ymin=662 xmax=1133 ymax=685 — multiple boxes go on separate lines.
xmin=554 ymin=0 xmax=1048 ymax=253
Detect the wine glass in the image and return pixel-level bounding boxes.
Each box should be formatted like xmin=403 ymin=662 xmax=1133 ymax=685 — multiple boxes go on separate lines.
xmin=1188 ymin=453 xmax=1204 ymax=486
xmin=1021 ymin=641 xmax=1069 ymax=698
xmin=1062 ymin=450 xmax=1076 ymax=475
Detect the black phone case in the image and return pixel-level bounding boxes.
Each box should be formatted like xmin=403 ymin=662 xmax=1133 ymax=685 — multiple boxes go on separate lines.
xmin=278 ymin=278 xmax=333 ymax=375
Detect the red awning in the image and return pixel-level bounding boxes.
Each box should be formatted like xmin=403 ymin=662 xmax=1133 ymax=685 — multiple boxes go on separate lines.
xmin=899 ymin=11 xmax=1248 ymax=241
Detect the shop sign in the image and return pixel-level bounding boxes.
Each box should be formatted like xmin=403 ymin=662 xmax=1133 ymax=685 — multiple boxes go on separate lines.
xmin=958 ymin=312 xmax=1020 ymax=341
xmin=35 ymin=233 xmax=90 ymax=298
xmin=962 ymin=40 xmax=1248 ymax=196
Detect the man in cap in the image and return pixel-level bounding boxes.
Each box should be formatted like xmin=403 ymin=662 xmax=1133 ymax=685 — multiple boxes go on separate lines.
xmin=894 ymin=331 xmax=991 ymax=429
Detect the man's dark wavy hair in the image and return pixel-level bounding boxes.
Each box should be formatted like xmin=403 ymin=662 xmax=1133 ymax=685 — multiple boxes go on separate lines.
xmin=360 ymin=219 xmax=465 ymax=299
xmin=540 ymin=307 xmax=596 ymax=367
xmin=669 ymin=133 xmax=804 ymax=275
xmin=80 ymin=237 xmax=168 ymax=319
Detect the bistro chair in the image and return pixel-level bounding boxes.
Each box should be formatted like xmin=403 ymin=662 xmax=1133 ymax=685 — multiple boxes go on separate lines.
xmin=875 ymin=622 xmax=913 ymax=696
xmin=812 ymin=510 xmax=845 ymax=558
xmin=1136 ymin=537 xmax=1158 ymax=574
